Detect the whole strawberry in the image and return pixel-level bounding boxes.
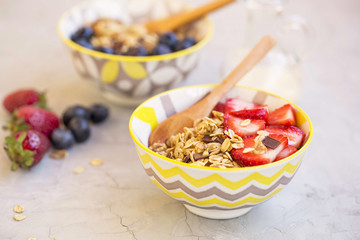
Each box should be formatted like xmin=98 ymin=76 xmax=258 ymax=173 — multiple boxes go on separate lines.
xmin=4 ymin=130 xmax=51 ymax=170
xmin=3 ymin=89 xmax=46 ymax=113
xmin=11 ymin=106 xmax=60 ymax=136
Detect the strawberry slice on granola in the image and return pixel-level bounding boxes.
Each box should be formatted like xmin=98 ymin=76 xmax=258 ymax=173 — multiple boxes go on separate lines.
xmin=274 ymin=145 xmax=297 ymax=162
xmin=231 ymin=134 xmax=288 ymax=166
xmin=268 ymin=104 xmax=296 ymax=126
xmin=224 ymin=113 xmax=265 ymax=137
xmin=265 ymin=125 xmax=305 ymax=149
xmin=225 ymin=98 xmax=259 ymax=113
xmin=230 ymin=106 xmax=269 ymax=122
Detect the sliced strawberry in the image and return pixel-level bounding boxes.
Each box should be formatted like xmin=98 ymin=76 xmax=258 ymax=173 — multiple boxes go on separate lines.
xmin=225 ymin=98 xmax=259 ymax=113
xmin=265 ymin=125 xmax=305 ymax=149
xmin=224 ymin=113 xmax=265 ymax=137
xmin=3 ymin=89 xmax=46 ymax=113
xmin=213 ymin=102 xmax=225 ymax=113
xmin=268 ymin=104 xmax=296 ymax=126
xmin=230 ymin=106 xmax=269 ymax=122
xmin=274 ymin=146 xmax=297 ymax=162
xmin=231 ymin=134 xmax=288 ymax=166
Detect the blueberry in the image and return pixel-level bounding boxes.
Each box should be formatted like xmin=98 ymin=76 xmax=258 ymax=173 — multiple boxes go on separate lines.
xmin=159 ymin=32 xmax=178 ymax=48
xmin=174 ymin=37 xmax=196 ymax=51
xmin=50 ymin=128 xmax=75 ymax=150
xmin=125 ymin=46 xmax=148 ymax=56
xmin=71 ymin=27 xmax=93 ymax=41
xmin=96 ymin=46 xmax=115 ymax=54
xmin=89 ymin=104 xmax=109 ymax=124
xmin=62 ymin=105 xmax=91 ymax=126
xmin=152 ymin=44 xmax=172 ymax=55
xmin=183 ymin=37 xmax=196 ymax=45
xmin=68 ymin=117 xmax=91 ymax=143
xmin=76 ymin=39 xmax=94 ymax=50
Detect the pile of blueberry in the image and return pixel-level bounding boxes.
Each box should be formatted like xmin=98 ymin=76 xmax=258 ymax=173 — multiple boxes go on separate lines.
xmin=70 ymin=27 xmax=197 ymax=56
xmin=50 ymin=104 xmax=109 ymax=150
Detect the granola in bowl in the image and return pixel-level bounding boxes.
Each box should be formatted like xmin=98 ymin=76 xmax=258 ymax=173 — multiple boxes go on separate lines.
xmin=150 ymin=97 xmax=306 ymax=168
xmin=71 ymin=18 xmax=200 ymax=56
xmin=150 ymin=111 xmax=243 ymax=168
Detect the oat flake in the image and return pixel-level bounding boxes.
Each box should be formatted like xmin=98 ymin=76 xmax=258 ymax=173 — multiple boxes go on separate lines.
xmin=90 ymin=159 xmax=103 ymax=166
xmin=13 ymin=214 xmax=26 ymax=221
xmin=13 ymin=205 xmax=24 ymax=213
xmin=73 ymin=166 xmax=84 ymax=174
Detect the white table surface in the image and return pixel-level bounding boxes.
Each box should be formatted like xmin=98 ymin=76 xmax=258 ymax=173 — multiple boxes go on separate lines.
xmin=0 ymin=0 xmax=359 ymax=239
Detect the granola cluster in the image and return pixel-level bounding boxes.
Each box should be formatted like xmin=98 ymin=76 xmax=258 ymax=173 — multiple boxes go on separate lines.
xmin=85 ymin=18 xmax=201 ymax=55
xmin=91 ymin=18 xmax=159 ymax=53
xmin=150 ymin=111 xmax=273 ymax=169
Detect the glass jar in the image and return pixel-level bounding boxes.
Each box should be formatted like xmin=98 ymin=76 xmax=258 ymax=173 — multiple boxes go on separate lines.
xmin=222 ymin=0 xmax=313 ymax=102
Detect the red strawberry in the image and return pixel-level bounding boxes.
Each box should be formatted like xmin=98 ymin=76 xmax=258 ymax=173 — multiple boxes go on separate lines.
xmin=213 ymin=102 xmax=225 ymax=113
xmin=230 ymin=106 xmax=269 ymax=122
xmin=4 ymin=130 xmax=51 ymax=170
xmin=265 ymin=125 xmax=305 ymax=149
xmin=231 ymin=134 xmax=288 ymax=166
xmin=268 ymin=104 xmax=296 ymax=126
xmin=224 ymin=113 xmax=265 ymax=137
xmin=274 ymin=145 xmax=297 ymax=162
xmin=225 ymin=98 xmax=259 ymax=113
xmin=14 ymin=106 xmax=60 ymax=136
xmin=3 ymin=89 xmax=46 ymax=113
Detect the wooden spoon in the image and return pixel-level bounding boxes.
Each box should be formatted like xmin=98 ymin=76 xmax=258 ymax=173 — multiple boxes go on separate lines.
xmin=145 ymin=0 xmax=236 ymax=33
xmin=149 ymin=35 xmax=276 ymax=145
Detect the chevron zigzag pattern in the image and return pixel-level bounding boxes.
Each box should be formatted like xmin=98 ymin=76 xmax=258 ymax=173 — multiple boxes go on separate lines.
xmin=137 ymin=150 xmax=303 ymax=208
xmin=138 ymin=151 xmax=303 ymax=189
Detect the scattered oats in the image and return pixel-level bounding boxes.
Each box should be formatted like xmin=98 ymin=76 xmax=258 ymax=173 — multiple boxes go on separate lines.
xmin=50 ymin=150 xmax=68 ymax=159
xmin=13 ymin=205 xmax=24 ymax=213
xmin=90 ymin=159 xmax=103 ymax=166
xmin=28 ymin=238 xmax=36 ymax=240
xmin=13 ymin=214 xmax=26 ymax=221
xmin=243 ymin=148 xmax=255 ymax=153
xmin=240 ymin=119 xmax=251 ymax=127
xmin=73 ymin=166 xmax=84 ymax=174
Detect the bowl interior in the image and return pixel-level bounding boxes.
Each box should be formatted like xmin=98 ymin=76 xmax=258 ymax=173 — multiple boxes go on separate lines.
xmin=130 ymin=85 xmax=312 ymax=166
xmin=58 ymin=0 xmax=209 ymax=46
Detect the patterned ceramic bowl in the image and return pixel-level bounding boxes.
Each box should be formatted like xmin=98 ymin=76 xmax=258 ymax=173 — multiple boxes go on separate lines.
xmin=129 ymin=85 xmax=313 ymax=219
xmin=57 ymin=0 xmax=213 ymax=106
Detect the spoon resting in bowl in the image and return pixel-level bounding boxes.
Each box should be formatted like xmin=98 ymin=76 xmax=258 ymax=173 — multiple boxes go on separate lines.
xmin=145 ymin=0 xmax=236 ymax=33
xmin=148 ymin=35 xmax=276 ymax=146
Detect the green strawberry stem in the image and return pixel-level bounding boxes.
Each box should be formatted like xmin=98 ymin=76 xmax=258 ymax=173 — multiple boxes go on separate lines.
xmin=35 ymin=91 xmax=48 ymax=109
xmin=2 ymin=110 xmax=30 ymax=136
xmin=4 ymin=132 xmax=35 ymax=171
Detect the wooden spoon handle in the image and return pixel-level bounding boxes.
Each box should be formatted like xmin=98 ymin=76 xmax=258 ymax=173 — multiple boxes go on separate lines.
xmin=146 ymin=0 xmax=235 ymax=33
xmin=190 ymin=35 xmax=276 ymax=114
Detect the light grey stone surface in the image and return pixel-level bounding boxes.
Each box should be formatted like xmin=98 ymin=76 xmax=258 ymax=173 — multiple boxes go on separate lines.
xmin=0 ymin=0 xmax=359 ymax=239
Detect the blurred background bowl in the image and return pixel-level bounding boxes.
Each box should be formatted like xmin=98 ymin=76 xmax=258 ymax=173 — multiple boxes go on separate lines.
xmin=57 ymin=0 xmax=213 ymax=106
xmin=129 ymin=85 xmax=313 ymax=219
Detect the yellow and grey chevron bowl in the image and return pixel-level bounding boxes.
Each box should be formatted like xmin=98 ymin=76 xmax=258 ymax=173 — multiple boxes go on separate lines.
xmin=129 ymin=85 xmax=313 ymax=219
xmin=57 ymin=0 xmax=213 ymax=106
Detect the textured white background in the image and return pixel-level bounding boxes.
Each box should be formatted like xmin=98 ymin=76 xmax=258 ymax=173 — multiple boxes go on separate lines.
xmin=0 ymin=0 xmax=359 ymax=239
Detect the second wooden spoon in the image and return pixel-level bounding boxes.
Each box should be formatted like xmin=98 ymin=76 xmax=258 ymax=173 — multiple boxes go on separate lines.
xmin=149 ymin=35 xmax=276 ymax=145
xmin=145 ymin=0 xmax=236 ymax=33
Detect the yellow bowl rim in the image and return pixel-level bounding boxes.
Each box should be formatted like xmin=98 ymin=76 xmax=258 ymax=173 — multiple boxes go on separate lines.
xmin=56 ymin=0 xmax=214 ymax=63
xmin=129 ymin=84 xmax=314 ymax=171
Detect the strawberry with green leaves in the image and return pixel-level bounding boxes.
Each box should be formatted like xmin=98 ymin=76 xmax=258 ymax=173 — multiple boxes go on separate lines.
xmin=3 ymin=89 xmax=47 ymax=113
xmin=6 ymin=106 xmax=60 ymax=137
xmin=4 ymin=130 xmax=50 ymax=170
